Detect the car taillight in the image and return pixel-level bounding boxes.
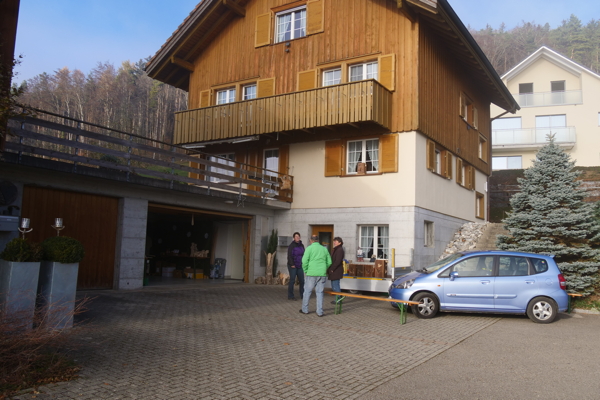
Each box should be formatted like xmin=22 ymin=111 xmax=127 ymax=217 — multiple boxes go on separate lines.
xmin=558 ymin=274 xmax=567 ymax=290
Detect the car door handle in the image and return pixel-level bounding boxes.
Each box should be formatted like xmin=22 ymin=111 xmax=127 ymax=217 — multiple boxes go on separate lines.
xmin=525 ymin=280 xmax=535 ymax=284
xmin=480 ymin=280 xmax=491 ymax=284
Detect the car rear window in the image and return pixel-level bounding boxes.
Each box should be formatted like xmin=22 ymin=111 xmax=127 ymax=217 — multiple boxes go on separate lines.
xmin=530 ymin=258 xmax=549 ymax=274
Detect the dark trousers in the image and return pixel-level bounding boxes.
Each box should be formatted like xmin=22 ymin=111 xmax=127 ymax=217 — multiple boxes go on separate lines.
xmin=287 ymin=266 xmax=305 ymax=299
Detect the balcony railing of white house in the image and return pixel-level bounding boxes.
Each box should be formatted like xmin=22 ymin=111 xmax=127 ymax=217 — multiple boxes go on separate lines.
xmin=515 ymin=90 xmax=582 ymax=107
xmin=492 ymin=126 xmax=576 ymax=147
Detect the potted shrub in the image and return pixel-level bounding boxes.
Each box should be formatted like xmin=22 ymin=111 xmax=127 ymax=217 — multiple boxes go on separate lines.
xmin=0 ymin=237 xmax=42 ymax=330
xmin=37 ymin=236 xmax=85 ymax=329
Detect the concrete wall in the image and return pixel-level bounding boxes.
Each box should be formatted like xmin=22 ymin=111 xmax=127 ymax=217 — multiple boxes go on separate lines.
xmin=113 ymin=198 xmax=148 ymax=290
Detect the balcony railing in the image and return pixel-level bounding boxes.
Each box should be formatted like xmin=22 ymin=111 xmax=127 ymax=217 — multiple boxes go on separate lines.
xmin=492 ymin=126 xmax=576 ymax=149
xmin=515 ymin=90 xmax=582 ymax=107
xmin=5 ymin=108 xmax=293 ymax=203
xmin=174 ymin=79 xmax=392 ymax=144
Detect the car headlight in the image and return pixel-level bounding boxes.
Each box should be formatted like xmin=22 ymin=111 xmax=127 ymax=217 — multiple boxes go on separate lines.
xmin=391 ymin=279 xmax=415 ymax=289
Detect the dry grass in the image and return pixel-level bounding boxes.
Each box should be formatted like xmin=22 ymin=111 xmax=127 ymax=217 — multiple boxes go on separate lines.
xmin=0 ymin=297 xmax=92 ymax=398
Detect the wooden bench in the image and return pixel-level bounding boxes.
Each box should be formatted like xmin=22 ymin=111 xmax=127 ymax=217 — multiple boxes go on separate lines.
xmin=567 ymin=293 xmax=583 ymax=314
xmin=325 ymin=291 xmax=419 ymax=324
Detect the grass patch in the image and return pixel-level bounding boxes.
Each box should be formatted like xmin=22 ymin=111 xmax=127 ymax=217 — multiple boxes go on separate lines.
xmin=571 ymin=294 xmax=600 ymax=311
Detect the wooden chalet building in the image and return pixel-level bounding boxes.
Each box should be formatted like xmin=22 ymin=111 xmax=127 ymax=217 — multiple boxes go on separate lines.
xmin=147 ymin=0 xmax=518 ymax=269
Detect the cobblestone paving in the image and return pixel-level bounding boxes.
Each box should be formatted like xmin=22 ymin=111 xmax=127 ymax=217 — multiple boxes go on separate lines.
xmin=20 ymin=283 xmax=500 ymax=399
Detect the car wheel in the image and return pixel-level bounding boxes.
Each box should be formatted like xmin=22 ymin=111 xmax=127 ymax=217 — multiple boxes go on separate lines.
xmin=411 ymin=292 xmax=439 ymax=319
xmin=527 ymin=297 xmax=558 ymax=324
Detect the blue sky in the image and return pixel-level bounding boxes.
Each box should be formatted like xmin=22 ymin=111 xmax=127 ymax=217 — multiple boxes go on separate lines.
xmin=13 ymin=0 xmax=600 ymax=83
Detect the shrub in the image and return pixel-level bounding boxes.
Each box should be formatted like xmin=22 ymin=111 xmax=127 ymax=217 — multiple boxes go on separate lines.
xmin=0 ymin=238 xmax=41 ymax=262
xmin=41 ymin=236 xmax=85 ymax=264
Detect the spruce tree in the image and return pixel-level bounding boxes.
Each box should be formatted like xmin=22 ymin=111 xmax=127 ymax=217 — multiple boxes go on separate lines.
xmin=496 ymin=137 xmax=600 ymax=295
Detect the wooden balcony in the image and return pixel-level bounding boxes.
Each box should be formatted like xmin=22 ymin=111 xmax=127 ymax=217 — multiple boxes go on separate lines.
xmin=174 ymin=80 xmax=392 ymax=144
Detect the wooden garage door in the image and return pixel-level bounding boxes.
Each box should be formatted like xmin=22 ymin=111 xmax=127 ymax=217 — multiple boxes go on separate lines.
xmin=22 ymin=186 xmax=118 ymax=289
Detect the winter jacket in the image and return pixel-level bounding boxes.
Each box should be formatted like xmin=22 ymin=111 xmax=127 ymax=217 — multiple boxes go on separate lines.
xmin=327 ymin=245 xmax=345 ymax=281
xmin=287 ymin=240 xmax=305 ymax=268
xmin=302 ymin=241 xmax=332 ymax=276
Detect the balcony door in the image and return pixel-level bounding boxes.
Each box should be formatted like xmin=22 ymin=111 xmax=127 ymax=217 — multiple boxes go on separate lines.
xmin=263 ymin=148 xmax=279 ymax=197
xmin=535 ymin=115 xmax=566 ymax=143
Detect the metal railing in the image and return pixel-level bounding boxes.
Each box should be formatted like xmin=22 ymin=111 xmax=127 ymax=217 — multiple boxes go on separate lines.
xmin=492 ymin=126 xmax=576 ymax=147
xmin=5 ymin=107 xmax=293 ymax=203
xmin=515 ymin=90 xmax=582 ymax=107
xmin=174 ymin=79 xmax=392 ymax=144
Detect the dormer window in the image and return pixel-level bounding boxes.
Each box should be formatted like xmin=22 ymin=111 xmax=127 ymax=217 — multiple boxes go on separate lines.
xmin=275 ymin=6 xmax=306 ymax=43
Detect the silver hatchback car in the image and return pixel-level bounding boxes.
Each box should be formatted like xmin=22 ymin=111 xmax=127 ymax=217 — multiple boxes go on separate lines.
xmin=389 ymin=251 xmax=569 ymax=323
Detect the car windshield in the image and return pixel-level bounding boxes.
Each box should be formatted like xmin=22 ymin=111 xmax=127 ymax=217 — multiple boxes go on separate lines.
xmin=421 ymin=253 xmax=463 ymax=274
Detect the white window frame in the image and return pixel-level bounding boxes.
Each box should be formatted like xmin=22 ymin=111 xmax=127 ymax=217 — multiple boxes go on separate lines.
xmin=434 ymin=148 xmax=442 ymax=174
xmin=274 ymin=6 xmax=306 ymax=43
xmin=346 ymin=139 xmax=379 ymax=175
xmin=492 ymin=156 xmax=522 ymax=170
xmin=359 ymin=225 xmax=389 ymax=260
xmin=242 ymin=84 xmax=257 ymax=100
xmin=322 ymin=68 xmax=341 ymax=86
xmin=349 ymin=61 xmax=378 ymax=82
xmin=263 ymin=148 xmax=279 ymax=197
xmin=208 ymin=153 xmax=235 ymax=183
xmin=216 ymin=88 xmax=236 ymax=105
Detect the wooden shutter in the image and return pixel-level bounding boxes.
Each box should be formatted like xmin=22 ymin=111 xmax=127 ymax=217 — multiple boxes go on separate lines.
xmin=200 ymin=90 xmax=211 ymax=108
xmin=257 ymin=77 xmax=276 ymax=98
xmin=325 ymin=140 xmax=343 ymax=177
xmin=306 ymin=0 xmax=324 ymax=35
xmin=255 ymin=13 xmax=272 ymax=47
xmin=297 ymin=69 xmax=317 ymax=91
xmin=467 ymin=166 xmax=476 ymax=190
xmin=426 ymin=140 xmax=435 ymax=171
xmin=456 ymin=158 xmax=463 ymax=185
xmin=380 ymin=133 xmax=398 ymax=173
xmin=246 ymin=149 xmax=263 ymax=195
xmin=234 ymin=152 xmax=245 ymax=179
xmin=473 ymin=107 xmax=479 ymax=129
xmin=278 ymin=145 xmax=289 ymax=175
xmin=188 ymin=154 xmax=205 ymax=181
xmin=442 ymin=150 xmax=452 ymax=179
xmin=378 ymin=54 xmax=396 ymax=91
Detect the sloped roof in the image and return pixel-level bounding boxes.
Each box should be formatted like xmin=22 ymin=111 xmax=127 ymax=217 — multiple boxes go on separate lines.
xmin=502 ymin=45 xmax=600 ymax=82
xmin=146 ymin=0 xmax=518 ymax=112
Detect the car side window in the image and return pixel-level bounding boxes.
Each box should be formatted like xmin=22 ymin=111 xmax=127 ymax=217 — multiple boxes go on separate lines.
xmin=498 ymin=256 xmax=530 ymax=276
xmin=530 ymin=258 xmax=548 ymax=274
xmin=451 ymin=256 xmax=494 ymax=277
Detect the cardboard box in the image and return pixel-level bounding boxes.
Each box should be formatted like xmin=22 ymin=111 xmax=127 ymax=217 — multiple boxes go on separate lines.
xmin=173 ymin=270 xmax=183 ymax=279
xmin=194 ymin=272 xmax=204 ymax=279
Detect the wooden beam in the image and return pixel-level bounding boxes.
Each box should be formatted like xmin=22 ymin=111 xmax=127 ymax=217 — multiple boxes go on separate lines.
xmin=397 ymin=0 xmax=416 ymax=23
xmin=222 ymin=0 xmax=245 ymax=17
xmin=348 ymin=122 xmax=360 ymax=130
xmin=170 ymin=56 xmax=194 ymax=72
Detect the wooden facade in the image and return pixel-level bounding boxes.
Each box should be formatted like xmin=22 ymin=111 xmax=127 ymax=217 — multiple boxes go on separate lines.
xmin=147 ymin=0 xmax=517 ymax=177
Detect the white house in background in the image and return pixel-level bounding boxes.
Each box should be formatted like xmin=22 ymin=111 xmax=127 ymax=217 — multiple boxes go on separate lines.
xmin=490 ymin=46 xmax=600 ymax=170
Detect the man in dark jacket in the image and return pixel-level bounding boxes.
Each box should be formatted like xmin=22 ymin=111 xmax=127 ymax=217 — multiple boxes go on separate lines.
xmin=327 ymin=237 xmax=345 ymax=304
xmin=286 ymin=232 xmax=305 ymax=300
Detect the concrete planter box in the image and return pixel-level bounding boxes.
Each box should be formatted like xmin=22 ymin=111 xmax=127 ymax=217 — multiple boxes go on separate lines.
xmin=0 ymin=260 xmax=41 ymax=330
xmin=37 ymin=261 xmax=79 ymax=329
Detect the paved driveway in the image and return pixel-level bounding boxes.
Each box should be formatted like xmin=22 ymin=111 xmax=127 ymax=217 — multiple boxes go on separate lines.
xmin=20 ymin=281 xmax=599 ymax=399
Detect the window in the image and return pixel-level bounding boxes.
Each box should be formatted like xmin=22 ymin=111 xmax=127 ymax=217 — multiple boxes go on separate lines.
xmin=426 ymin=140 xmax=452 ymax=179
xmin=536 ymin=114 xmax=567 ymax=142
xmin=347 ymin=139 xmax=379 ymax=174
xmin=263 ymin=148 xmax=280 ymax=197
xmin=451 ymin=256 xmax=494 ymax=277
xmin=530 ymin=258 xmax=549 ymax=274
xmin=424 ymin=221 xmax=434 ymax=247
xmin=498 ymin=256 xmax=530 ymax=276
xmin=349 ymin=61 xmax=378 ymax=82
xmin=551 ymin=81 xmax=565 ymax=92
xmin=243 ymin=84 xmax=257 ymax=100
xmin=519 ymin=83 xmax=533 ymax=94
xmin=275 ymin=6 xmax=306 ymax=43
xmin=492 ymin=156 xmax=522 ymax=170
xmin=456 ymin=159 xmax=474 ymax=190
xmin=476 ymin=192 xmax=485 ymax=219
xmin=434 ymin=148 xmax=442 ymax=174
xmin=478 ymin=136 xmax=488 ymax=161
xmin=459 ymin=92 xmax=477 ymax=128
xmin=216 ymin=88 xmax=236 ymax=104
xmin=492 ymin=117 xmax=522 ymax=130
xmin=322 ymin=68 xmax=341 ymax=86
xmin=208 ymin=153 xmax=235 ymax=183
xmin=359 ymin=225 xmax=389 ymax=260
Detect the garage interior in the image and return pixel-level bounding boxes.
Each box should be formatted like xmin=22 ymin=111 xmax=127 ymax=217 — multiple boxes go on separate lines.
xmin=145 ymin=204 xmax=252 ymax=284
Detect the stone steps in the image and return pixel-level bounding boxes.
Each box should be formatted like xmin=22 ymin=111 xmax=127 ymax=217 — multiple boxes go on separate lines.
xmin=474 ymin=223 xmax=510 ymax=251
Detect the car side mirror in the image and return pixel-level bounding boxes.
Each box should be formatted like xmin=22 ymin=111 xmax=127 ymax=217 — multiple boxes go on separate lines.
xmin=449 ymin=271 xmax=459 ymax=281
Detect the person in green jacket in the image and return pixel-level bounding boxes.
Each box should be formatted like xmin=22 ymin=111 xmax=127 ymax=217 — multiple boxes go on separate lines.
xmin=299 ymin=235 xmax=332 ymax=317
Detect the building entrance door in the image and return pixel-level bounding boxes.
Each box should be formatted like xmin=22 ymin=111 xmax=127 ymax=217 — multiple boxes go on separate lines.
xmin=311 ymin=225 xmax=334 ymax=253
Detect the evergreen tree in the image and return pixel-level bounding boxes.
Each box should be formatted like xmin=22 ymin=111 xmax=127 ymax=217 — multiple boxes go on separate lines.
xmin=496 ymin=136 xmax=600 ymax=295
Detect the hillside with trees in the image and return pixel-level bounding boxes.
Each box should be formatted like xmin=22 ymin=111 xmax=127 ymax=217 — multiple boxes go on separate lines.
xmin=16 ymin=59 xmax=187 ymax=144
